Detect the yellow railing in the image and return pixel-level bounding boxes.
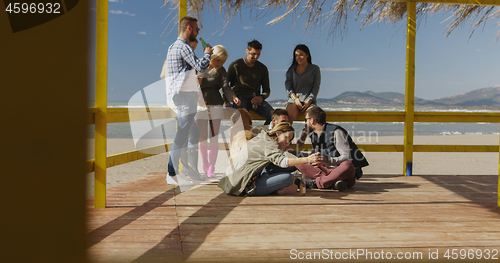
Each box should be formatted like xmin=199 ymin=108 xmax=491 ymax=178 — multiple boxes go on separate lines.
xmin=86 ymin=108 xmax=500 ymax=174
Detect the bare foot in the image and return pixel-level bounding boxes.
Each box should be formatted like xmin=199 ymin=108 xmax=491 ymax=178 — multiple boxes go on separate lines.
xmin=276 ymin=184 xmax=298 ymax=195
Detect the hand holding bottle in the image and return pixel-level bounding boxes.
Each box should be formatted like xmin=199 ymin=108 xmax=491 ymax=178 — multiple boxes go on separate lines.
xmin=199 ymin=38 xmax=213 ymax=55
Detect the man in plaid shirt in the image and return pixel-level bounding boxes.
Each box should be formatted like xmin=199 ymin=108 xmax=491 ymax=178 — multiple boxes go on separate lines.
xmin=165 ymin=16 xmax=213 ymax=184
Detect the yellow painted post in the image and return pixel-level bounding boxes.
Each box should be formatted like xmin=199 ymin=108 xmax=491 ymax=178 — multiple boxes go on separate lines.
xmin=95 ymin=0 xmax=108 ymax=208
xmin=179 ymin=0 xmax=187 ymax=34
xmin=404 ymin=2 xmax=416 ymax=176
xmin=175 ymin=0 xmax=188 ymax=172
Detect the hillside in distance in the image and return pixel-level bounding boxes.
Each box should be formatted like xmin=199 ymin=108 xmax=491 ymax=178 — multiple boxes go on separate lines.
xmin=433 ymin=86 xmax=500 ymax=107
xmin=270 ymin=86 xmax=500 ymax=107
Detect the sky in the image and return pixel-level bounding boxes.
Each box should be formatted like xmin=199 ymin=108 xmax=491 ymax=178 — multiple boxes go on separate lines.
xmin=89 ymin=0 xmax=500 ymax=103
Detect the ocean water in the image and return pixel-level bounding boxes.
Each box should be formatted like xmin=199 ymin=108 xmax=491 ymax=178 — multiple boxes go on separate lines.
xmin=87 ymin=103 xmax=500 ymax=139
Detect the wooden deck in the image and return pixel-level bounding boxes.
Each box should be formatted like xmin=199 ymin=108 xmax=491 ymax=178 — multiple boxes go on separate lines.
xmin=87 ymin=173 xmax=500 ymax=262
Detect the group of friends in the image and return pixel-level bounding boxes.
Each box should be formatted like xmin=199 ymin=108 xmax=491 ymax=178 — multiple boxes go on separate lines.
xmin=162 ymin=16 xmax=369 ymax=196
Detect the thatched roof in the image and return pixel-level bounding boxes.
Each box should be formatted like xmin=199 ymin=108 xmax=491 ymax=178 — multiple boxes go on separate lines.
xmin=165 ymin=0 xmax=499 ymax=40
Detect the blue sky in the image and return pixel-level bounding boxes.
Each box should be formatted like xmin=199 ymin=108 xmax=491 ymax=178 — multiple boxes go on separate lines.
xmin=90 ymin=0 xmax=500 ymax=103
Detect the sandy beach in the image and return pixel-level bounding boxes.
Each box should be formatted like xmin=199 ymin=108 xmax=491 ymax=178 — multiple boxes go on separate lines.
xmin=86 ymin=134 xmax=499 ymax=197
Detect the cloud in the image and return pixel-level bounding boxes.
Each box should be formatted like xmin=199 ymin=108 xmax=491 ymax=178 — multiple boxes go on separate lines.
xmin=138 ymin=32 xmax=147 ymax=35
xmin=109 ymin=0 xmax=120 ymax=2
xmin=243 ymin=26 xmax=253 ymax=30
xmin=321 ymin=67 xmax=365 ymax=72
xmin=109 ymin=10 xmax=136 ymax=16
xmin=475 ymin=49 xmax=482 ymax=52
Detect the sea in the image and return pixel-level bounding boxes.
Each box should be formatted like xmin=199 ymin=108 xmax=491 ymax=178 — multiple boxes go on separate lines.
xmin=87 ymin=102 xmax=500 ymax=140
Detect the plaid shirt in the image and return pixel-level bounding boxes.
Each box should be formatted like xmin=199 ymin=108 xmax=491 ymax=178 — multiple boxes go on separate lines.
xmin=165 ymin=37 xmax=211 ymax=100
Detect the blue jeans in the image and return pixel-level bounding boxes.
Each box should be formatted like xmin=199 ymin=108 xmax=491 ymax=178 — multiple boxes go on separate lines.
xmin=168 ymin=92 xmax=200 ymax=175
xmin=254 ymin=172 xmax=294 ymax=196
xmin=233 ymin=97 xmax=274 ymax=125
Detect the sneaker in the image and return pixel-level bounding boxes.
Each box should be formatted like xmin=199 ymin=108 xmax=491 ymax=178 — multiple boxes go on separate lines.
xmin=166 ymin=174 xmax=178 ymax=185
xmin=306 ymin=180 xmax=318 ymax=189
xmin=186 ymin=170 xmax=206 ymax=182
xmin=333 ymin=180 xmax=348 ymax=192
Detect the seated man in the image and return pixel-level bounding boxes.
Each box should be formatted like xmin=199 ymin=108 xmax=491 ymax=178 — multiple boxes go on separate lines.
xmin=260 ymin=108 xmax=297 ymax=175
xmin=227 ymin=40 xmax=274 ymax=125
xmin=297 ymin=106 xmax=369 ymax=191
xmin=269 ymin=108 xmax=289 ymax=130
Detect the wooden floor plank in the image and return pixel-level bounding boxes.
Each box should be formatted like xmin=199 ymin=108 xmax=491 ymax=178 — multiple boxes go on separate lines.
xmin=87 ymin=173 xmax=500 ymax=262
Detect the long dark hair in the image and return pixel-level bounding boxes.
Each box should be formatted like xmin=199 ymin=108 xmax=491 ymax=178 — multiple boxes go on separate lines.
xmin=289 ymin=44 xmax=312 ymax=70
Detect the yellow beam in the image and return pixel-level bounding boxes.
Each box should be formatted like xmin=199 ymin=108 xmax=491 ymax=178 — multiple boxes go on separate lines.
xmin=249 ymin=111 xmax=406 ymax=123
xmin=415 ymin=112 xmax=500 ymax=123
xmin=358 ymin=144 xmax=405 ymax=152
xmin=86 ymin=160 xmax=95 ymax=174
xmin=88 ymin=108 xmax=500 ymax=125
xmin=179 ymin=0 xmax=187 ymax=34
xmin=110 ymin=107 xmax=176 ymax=123
xmin=106 ymin=143 xmax=172 ymax=168
xmin=404 ymin=2 xmax=416 ymax=176
xmin=414 ymin=145 xmax=499 ymax=152
xmin=376 ymin=0 xmax=500 ymax=6
xmin=85 ymin=143 xmax=498 ymax=173
xmin=94 ymin=0 xmax=108 ymax=208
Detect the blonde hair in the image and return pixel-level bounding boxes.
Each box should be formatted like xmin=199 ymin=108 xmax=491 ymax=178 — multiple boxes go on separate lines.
xmin=268 ymin=122 xmax=294 ymax=139
xmin=207 ymin=45 xmax=228 ymax=75
xmin=212 ymin=45 xmax=228 ymax=61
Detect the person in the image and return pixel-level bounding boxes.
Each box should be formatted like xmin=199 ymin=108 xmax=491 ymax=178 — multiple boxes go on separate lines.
xmin=227 ymin=40 xmax=274 ymax=125
xmin=196 ymin=45 xmax=241 ymax=177
xmin=164 ymin=16 xmax=213 ymax=184
xmin=297 ymin=106 xmax=369 ymax=191
xmin=270 ymin=108 xmax=289 ymax=130
xmin=285 ymin=44 xmax=321 ymax=124
xmin=163 ymin=39 xmax=203 ymax=181
xmin=161 ymin=39 xmax=198 ymax=80
xmin=260 ymin=108 xmax=297 ymax=176
xmin=218 ymin=122 xmax=323 ymax=196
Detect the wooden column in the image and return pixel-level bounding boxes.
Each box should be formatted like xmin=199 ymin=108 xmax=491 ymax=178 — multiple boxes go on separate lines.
xmin=404 ymin=1 xmax=416 ymax=176
xmin=179 ymin=0 xmax=187 ymax=33
xmin=95 ymin=0 xmax=108 ymax=208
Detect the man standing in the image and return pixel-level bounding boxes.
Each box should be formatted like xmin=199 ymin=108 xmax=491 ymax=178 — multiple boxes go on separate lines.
xmin=297 ymin=106 xmax=369 ymax=191
xmin=165 ymin=16 xmax=213 ymax=183
xmin=227 ymin=40 xmax=274 ymax=125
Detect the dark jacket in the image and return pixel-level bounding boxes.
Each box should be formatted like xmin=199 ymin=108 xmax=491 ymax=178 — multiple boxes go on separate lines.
xmin=309 ymin=123 xmax=369 ymax=168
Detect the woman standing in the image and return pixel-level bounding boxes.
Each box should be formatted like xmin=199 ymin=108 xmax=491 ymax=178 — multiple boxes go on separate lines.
xmin=285 ymin=44 xmax=321 ymax=123
xmin=196 ymin=45 xmax=240 ymax=177
xmin=218 ymin=122 xmax=322 ymax=196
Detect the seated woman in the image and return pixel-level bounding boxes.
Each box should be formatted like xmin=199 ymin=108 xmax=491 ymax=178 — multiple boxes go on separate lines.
xmin=285 ymin=44 xmax=321 ymax=124
xmin=218 ymin=122 xmax=322 ymax=196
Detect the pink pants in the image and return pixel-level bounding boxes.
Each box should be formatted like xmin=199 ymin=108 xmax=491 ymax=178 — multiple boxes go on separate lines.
xmin=296 ymin=161 xmax=356 ymax=189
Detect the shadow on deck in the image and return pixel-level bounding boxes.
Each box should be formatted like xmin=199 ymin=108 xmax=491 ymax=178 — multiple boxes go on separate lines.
xmin=87 ymin=173 xmax=500 ymax=263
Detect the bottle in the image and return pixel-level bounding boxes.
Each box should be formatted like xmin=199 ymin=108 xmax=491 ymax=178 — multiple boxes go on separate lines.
xmin=252 ymin=92 xmax=258 ymax=110
xmin=199 ymin=37 xmax=208 ymax=49
xmin=299 ymin=173 xmax=306 ymax=196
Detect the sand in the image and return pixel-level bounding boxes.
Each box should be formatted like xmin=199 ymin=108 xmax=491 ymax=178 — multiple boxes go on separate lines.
xmin=86 ymin=134 xmax=499 ymax=197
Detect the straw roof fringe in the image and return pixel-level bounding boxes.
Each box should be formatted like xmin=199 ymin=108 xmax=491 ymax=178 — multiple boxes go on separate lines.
xmin=165 ymin=0 xmax=499 ymax=40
